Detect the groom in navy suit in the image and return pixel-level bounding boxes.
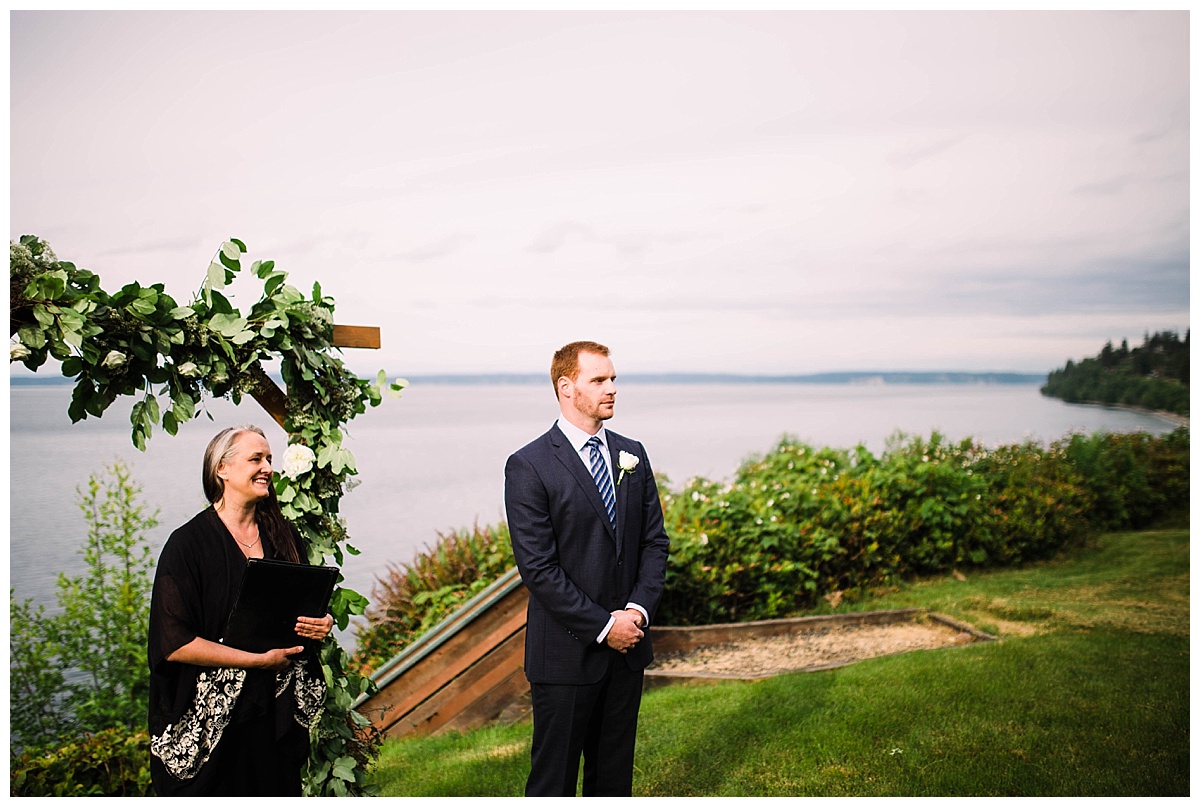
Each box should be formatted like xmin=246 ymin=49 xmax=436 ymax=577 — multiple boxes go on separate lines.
xmin=504 ymin=341 xmax=670 ymax=797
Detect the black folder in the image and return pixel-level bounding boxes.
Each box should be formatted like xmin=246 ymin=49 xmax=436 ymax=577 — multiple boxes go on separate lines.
xmin=221 ymin=558 xmax=339 ymax=653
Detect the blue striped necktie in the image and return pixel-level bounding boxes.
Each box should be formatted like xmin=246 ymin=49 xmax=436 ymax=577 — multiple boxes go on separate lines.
xmin=585 ymin=436 xmax=616 ymax=526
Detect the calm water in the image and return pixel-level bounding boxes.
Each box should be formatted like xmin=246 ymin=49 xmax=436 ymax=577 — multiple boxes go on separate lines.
xmin=9 ymin=381 xmax=1181 ymax=643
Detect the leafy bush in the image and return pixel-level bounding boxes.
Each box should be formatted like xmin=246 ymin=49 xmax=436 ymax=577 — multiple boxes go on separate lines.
xmin=354 ymin=428 xmax=1189 ymax=650
xmin=656 ymin=428 xmax=1189 ymax=625
xmin=10 ymin=460 xmax=157 ymax=749
xmin=352 ymin=523 xmax=515 ymax=673
xmin=1060 ymin=429 xmax=1190 ymax=530
xmin=11 ymin=726 xmax=152 ymax=796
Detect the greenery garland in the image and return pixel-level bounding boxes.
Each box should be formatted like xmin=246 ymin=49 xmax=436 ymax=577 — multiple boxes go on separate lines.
xmin=10 ymin=235 xmax=404 ymax=796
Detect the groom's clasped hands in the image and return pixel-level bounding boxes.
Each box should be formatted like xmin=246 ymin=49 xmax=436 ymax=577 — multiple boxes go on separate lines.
xmin=605 ymin=608 xmax=645 ymax=654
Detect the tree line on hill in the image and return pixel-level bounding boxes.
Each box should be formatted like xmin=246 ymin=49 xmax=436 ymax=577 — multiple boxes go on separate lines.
xmin=1041 ymin=330 xmax=1189 ymax=416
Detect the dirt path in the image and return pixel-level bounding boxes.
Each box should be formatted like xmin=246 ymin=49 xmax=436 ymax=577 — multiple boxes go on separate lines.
xmin=649 ymin=619 xmax=980 ymax=677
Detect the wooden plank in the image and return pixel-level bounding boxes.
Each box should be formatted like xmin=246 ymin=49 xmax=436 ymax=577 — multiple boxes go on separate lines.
xmin=437 ymin=658 xmax=531 ymax=736
xmin=331 ymin=325 xmax=381 ymax=349
xmin=363 ymin=598 xmax=527 ymax=728
xmin=364 ymin=604 xmax=527 ymax=734
xmin=386 ymin=629 xmax=527 ymax=738
xmin=422 ymin=630 xmax=528 ymax=734
xmin=245 ymin=362 xmax=288 ymax=429
xmin=358 ymin=584 xmax=529 ymax=733
xmin=368 ymin=569 xmax=525 ymax=688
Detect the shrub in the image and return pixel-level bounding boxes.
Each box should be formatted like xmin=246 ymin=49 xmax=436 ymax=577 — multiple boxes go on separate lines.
xmin=10 ymin=460 xmax=157 ymax=749
xmin=352 ymin=523 xmax=515 ymax=673
xmin=354 ymin=428 xmax=1189 ymax=646
xmin=1061 ymin=429 xmax=1190 ymax=530
xmin=656 ymin=428 xmax=1189 ymax=626
xmin=10 ymin=726 xmax=153 ymax=796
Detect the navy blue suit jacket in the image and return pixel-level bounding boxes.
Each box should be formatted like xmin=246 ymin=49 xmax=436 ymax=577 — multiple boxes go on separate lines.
xmin=504 ymin=424 xmax=670 ymax=685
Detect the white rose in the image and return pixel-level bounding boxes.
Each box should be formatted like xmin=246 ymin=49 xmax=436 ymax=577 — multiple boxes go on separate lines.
xmin=617 ymin=450 xmax=640 ymax=485
xmin=176 ymin=361 xmax=201 ymax=378
xmin=10 ymin=342 xmax=31 ymax=361
xmin=281 ymin=443 xmax=316 ymax=480
xmin=102 ymin=350 xmax=127 ymax=369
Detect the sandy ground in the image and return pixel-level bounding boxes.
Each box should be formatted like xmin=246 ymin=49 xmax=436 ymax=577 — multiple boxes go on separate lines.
xmin=648 ymin=620 xmax=979 ymax=677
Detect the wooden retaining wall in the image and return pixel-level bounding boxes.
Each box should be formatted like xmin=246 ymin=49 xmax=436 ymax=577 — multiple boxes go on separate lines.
xmin=354 ymin=567 xmax=531 ymax=739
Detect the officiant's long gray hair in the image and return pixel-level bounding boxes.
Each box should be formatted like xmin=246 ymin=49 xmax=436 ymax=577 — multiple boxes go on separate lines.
xmin=202 ymin=425 xmax=301 ymax=563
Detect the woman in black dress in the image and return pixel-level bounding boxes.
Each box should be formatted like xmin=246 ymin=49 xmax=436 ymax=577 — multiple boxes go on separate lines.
xmin=148 ymin=425 xmax=334 ymax=796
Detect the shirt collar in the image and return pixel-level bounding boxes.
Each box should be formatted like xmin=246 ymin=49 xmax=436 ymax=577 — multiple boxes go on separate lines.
xmin=555 ymin=417 xmax=608 ymax=453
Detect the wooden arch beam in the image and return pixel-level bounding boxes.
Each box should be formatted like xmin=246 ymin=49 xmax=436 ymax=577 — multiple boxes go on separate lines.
xmin=249 ymin=324 xmax=382 ymax=429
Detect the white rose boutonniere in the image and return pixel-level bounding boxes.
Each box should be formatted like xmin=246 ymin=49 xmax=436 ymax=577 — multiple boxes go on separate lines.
xmin=617 ymin=450 xmax=640 ymax=485
xmin=281 ymin=443 xmax=316 ymax=480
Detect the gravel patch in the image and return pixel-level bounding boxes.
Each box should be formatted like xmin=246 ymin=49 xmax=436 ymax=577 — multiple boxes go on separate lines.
xmin=649 ymin=619 xmax=979 ymax=677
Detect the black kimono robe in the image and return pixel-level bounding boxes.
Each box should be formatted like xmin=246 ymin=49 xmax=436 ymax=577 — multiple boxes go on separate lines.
xmin=147 ymin=508 xmax=326 ymax=796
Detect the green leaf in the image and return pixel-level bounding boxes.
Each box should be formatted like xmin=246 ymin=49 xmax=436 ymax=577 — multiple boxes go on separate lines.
xmin=208 ymin=290 xmax=234 ymax=315
xmin=17 ymin=325 xmax=46 ymax=349
xmin=61 ymin=327 xmax=84 ymax=349
xmin=68 ymin=380 xmax=94 ymax=422
xmin=206 ymin=261 xmax=226 ymax=289
xmin=24 ymin=270 xmax=68 ymax=301
xmin=32 ymin=304 xmax=55 ymax=327
xmin=61 ymin=356 xmax=83 ymax=377
xmin=264 ymin=273 xmax=287 ymax=297
xmin=332 ymin=757 xmax=357 ymax=782
xmin=208 ymin=313 xmax=250 ymax=338
xmin=228 ymin=237 xmax=247 ymax=253
xmin=129 ymin=297 xmax=157 ymax=316
xmin=220 ymin=241 xmax=241 ymax=261
xmin=171 ymin=391 xmax=196 ymax=422
xmin=170 ymin=306 xmax=195 ymax=320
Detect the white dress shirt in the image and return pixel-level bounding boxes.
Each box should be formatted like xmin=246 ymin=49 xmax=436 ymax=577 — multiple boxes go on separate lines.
xmin=554 ymin=418 xmax=651 ymax=643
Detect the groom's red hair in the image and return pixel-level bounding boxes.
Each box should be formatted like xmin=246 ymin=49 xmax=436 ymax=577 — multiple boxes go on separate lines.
xmin=551 ymin=341 xmax=610 ymax=398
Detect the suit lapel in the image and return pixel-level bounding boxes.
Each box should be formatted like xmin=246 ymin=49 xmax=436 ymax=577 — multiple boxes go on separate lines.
xmin=548 ymin=427 xmax=617 ymax=543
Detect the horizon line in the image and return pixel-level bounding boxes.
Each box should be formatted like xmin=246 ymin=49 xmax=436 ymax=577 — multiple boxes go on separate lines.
xmin=9 ymin=370 xmax=1049 ymax=386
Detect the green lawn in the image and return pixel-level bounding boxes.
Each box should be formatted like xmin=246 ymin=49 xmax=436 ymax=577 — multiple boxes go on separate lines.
xmin=368 ymin=525 xmax=1190 ymax=797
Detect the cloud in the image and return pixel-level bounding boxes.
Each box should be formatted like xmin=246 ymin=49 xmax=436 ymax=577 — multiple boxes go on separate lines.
xmin=8 ymin=11 xmax=1189 ymax=376
xmin=393 ymin=233 xmax=473 ymax=263
xmin=525 ymin=221 xmax=703 ymax=258
xmin=886 ymin=134 xmax=969 ymax=170
xmin=96 ymin=236 xmax=204 ymax=257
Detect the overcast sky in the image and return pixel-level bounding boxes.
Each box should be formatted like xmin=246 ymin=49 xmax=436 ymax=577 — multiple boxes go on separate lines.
xmin=10 ymin=10 xmax=1190 ymax=376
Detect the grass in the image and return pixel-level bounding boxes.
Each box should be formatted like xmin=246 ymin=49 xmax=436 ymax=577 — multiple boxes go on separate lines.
xmin=367 ymin=523 xmax=1189 ymax=797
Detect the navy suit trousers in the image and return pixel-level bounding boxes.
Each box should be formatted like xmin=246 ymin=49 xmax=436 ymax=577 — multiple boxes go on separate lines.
xmin=526 ymin=649 xmax=645 ymax=797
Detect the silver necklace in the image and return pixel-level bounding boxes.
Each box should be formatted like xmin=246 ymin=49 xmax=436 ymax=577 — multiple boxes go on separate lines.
xmin=230 ymin=525 xmax=260 ymax=550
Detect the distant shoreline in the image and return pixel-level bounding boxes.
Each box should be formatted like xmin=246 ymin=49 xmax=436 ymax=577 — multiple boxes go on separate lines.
xmin=9 ymin=371 xmax=1048 ymax=387
xmin=1061 ymin=398 xmax=1189 ymax=428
